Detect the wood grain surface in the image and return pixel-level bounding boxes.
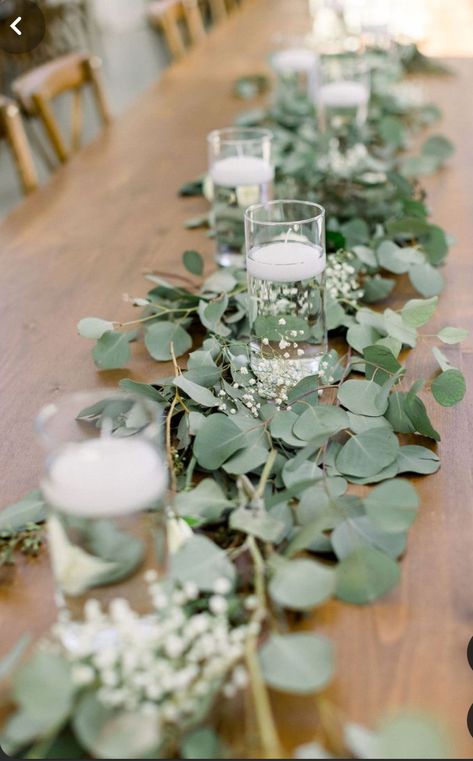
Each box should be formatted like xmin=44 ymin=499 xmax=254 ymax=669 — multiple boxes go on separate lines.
xmin=0 ymin=0 xmax=472 ymax=755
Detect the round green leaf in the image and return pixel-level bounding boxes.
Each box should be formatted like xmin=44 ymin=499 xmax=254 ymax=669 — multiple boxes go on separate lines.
xmin=269 ymin=558 xmax=335 ymax=611
xmin=437 ymin=326 xmax=469 ymax=344
xmin=431 ymin=368 xmax=466 ymax=406
xmin=408 ymin=263 xmax=444 ymax=297
xmin=73 ymin=692 xmax=161 ymax=759
xmin=397 ymin=445 xmax=440 ymax=475
xmin=92 ymin=331 xmax=131 ymax=370
xmin=13 ymin=652 xmax=73 ymax=727
xmin=335 ymin=547 xmax=400 ymax=604
xmin=170 ymin=534 xmax=235 ymax=591
xmin=259 ymin=633 xmax=334 ymax=694
xmin=77 ymin=317 xmax=114 ymax=340
xmin=193 ymin=414 xmax=246 ymax=469
xmin=145 ymin=321 xmax=192 ymax=361
xmin=401 ymin=297 xmax=438 ymax=328
xmin=336 ymin=429 xmax=399 ymax=478
xmin=183 ymin=250 xmax=204 ymax=276
xmin=292 ymin=405 xmax=349 ymax=442
xmin=364 ymin=478 xmax=419 ymax=533
xmin=337 ymin=380 xmax=389 ymax=417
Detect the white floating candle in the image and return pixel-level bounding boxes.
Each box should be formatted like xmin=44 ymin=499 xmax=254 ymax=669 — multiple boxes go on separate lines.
xmin=210 ymin=156 xmax=274 ymax=188
xmin=319 ymin=80 xmax=369 ymax=108
xmin=42 ymin=438 xmax=167 ymax=517
xmin=272 ymin=47 xmax=317 ymax=74
xmin=247 ymin=241 xmax=326 ymax=282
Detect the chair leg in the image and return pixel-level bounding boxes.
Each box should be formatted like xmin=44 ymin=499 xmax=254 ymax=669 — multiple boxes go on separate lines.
xmin=2 ymin=102 xmax=38 ymax=194
xmin=209 ymin=0 xmax=227 ymax=21
xmin=161 ymin=7 xmax=187 ymax=60
xmin=32 ymin=93 xmax=69 ymax=163
xmin=86 ymin=56 xmax=112 ymax=126
xmin=183 ymin=0 xmax=206 ymax=44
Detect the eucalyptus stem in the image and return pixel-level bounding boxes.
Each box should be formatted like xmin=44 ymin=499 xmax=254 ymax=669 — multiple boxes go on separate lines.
xmin=254 ymin=450 xmax=277 ymax=500
xmin=245 ymin=636 xmax=284 ymax=760
xmin=245 ymin=535 xmax=283 ymax=759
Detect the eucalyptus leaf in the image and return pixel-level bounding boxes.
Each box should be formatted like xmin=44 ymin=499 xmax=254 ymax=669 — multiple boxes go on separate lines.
xmin=437 ymin=326 xmax=469 ymax=344
xmin=335 ymin=547 xmax=400 ymax=604
xmin=401 ymin=296 xmax=438 ymax=328
xmin=0 ymin=490 xmax=46 ymax=533
xmin=78 ymin=317 xmax=114 ymax=340
xmin=269 ymin=558 xmax=335 ymax=610
xmin=170 ymin=534 xmax=235 ymax=591
xmin=13 ymin=652 xmax=74 ymax=728
xmin=337 ymin=379 xmax=389 ymax=416
xmin=331 ymin=516 xmax=407 ymax=561
xmin=396 ymin=445 xmax=440 ymax=475
xmin=92 ymin=331 xmax=132 ymax=370
xmin=182 ymin=727 xmax=221 ymax=759
xmin=145 ymin=321 xmax=192 ymax=361
xmin=193 ymin=414 xmax=247 ymax=469
xmin=336 ymin=429 xmax=399 ymax=478
xmin=73 ymin=692 xmax=161 ymax=759
xmin=431 ymin=368 xmax=466 ymax=406
xmin=364 ymin=478 xmax=419 ymax=533
xmin=183 ymin=250 xmax=204 ymax=276
xmin=230 ymin=506 xmax=284 ymax=542
xmin=174 ymin=376 xmax=219 ymax=408
xmin=175 ymin=479 xmax=233 ymax=523
xmin=408 ymin=263 xmax=444 ymax=297
xmin=259 ymin=633 xmax=334 ymax=694
xmin=292 ymin=405 xmax=349 ymax=442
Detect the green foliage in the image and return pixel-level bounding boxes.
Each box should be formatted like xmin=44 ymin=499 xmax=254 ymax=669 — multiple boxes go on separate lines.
xmin=170 ymin=535 xmax=236 ymax=591
xmin=258 ymin=633 xmax=334 ymax=694
xmin=145 ymin=322 xmax=193 ymax=361
xmin=431 ymin=368 xmax=466 ymax=406
xmin=335 ymin=547 xmax=400 ymax=604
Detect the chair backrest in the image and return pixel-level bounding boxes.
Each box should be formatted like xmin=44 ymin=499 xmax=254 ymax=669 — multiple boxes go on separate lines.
xmin=148 ymin=0 xmax=206 ymax=61
xmin=0 ymin=95 xmax=38 ymax=194
xmin=12 ymin=53 xmax=111 ymax=163
xmin=208 ymin=0 xmax=228 ymax=21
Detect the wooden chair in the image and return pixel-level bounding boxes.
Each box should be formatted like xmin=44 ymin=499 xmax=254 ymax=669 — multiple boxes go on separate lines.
xmin=12 ymin=53 xmax=111 ymax=164
xmin=0 ymin=96 xmax=38 ymax=195
xmin=148 ymin=0 xmax=206 ymax=61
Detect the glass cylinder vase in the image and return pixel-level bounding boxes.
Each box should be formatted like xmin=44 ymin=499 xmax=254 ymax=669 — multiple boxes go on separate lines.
xmin=318 ymin=53 xmax=370 ymax=130
xmin=207 ymin=127 xmax=274 ymax=268
xmin=244 ymin=200 xmax=327 ymax=398
xmin=36 ymin=391 xmax=168 ymax=621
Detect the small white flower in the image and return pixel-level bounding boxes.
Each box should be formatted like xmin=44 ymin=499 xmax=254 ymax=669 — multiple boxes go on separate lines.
xmin=144 ymin=569 xmax=158 ymax=584
xmin=71 ymin=665 xmax=95 ymax=686
xmin=167 ymin=517 xmax=193 ymax=555
xmin=213 ymin=577 xmax=232 ymax=595
xmin=262 ymin=337 xmax=269 ymax=345
xmin=209 ymin=595 xmax=228 ymax=615
xmin=278 ymin=318 xmax=286 ymax=325
xmin=240 ymin=367 xmax=248 ymax=375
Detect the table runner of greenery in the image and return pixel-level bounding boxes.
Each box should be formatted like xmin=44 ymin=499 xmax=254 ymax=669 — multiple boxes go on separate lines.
xmin=0 ymin=42 xmax=467 ymax=759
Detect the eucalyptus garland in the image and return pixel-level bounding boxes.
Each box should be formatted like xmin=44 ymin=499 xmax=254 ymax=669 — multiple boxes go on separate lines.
xmin=0 ymin=42 xmax=467 ymax=759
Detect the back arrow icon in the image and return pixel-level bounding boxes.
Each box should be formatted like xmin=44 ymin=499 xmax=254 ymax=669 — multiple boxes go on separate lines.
xmin=10 ymin=17 xmax=22 ymax=36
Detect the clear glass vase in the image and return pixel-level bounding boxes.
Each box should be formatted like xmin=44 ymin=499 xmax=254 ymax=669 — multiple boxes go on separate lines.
xmin=36 ymin=390 xmax=168 ymax=620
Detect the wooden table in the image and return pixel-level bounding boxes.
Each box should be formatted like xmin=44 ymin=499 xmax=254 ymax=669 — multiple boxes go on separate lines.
xmin=1 ymin=0 xmax=473 ymax=756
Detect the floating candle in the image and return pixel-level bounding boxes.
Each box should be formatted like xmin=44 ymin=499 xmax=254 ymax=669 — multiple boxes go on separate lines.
xmin=210 ymin=156 xmax=274 ymax=188
xmin=247 ymin=241 xmax=326 ymax=282
xmin=42 ymin=437 xmax=167 ymax=517
xmin=272 ymin=47 xmax=318 ymax=74
xmin=319 ymin=79 xmax=369 ymax=108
